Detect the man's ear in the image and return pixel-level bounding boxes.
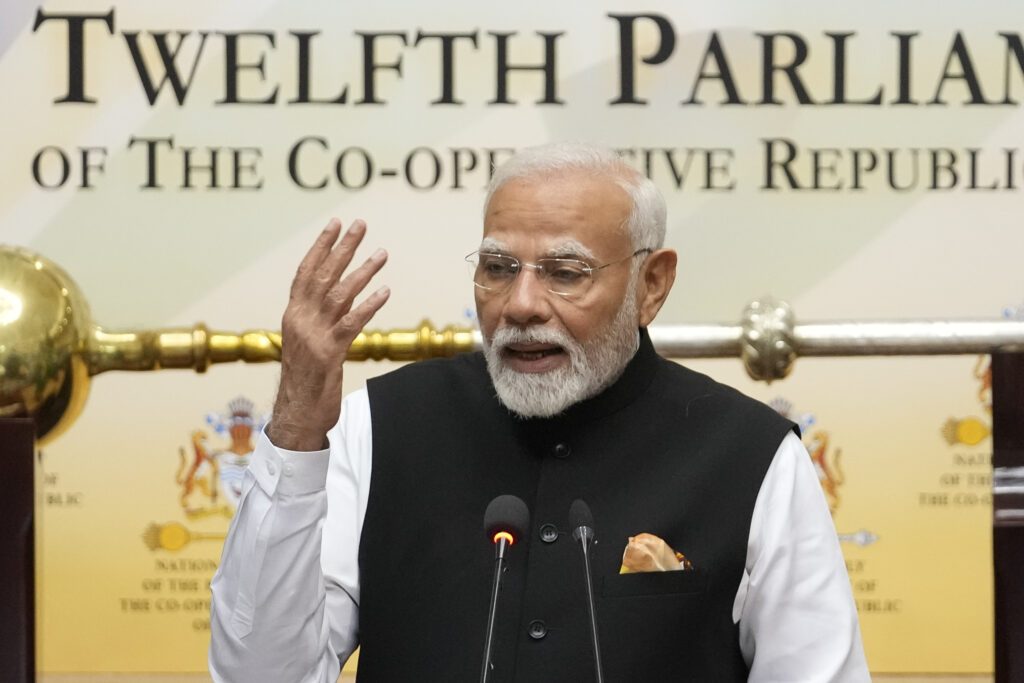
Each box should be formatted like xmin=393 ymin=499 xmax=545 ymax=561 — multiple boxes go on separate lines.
xmin=637 ymin=249 xmax=677 ymax=327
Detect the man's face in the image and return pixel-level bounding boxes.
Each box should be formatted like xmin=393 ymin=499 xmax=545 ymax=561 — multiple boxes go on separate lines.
xmin=476 ymin=170 xmax=641 ymax=416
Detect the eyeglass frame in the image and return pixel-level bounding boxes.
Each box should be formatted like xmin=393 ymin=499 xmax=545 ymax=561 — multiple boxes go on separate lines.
xmin=464 ymin=247 xmax=653 ymax=299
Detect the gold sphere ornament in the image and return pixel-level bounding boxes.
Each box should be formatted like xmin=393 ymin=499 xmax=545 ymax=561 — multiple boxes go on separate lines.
xmin=0 ymin=247 xmax=92 ymax=443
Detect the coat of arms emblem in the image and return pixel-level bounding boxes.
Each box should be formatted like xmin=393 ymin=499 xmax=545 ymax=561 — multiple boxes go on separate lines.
xmin=176 ymin=396 xmax=265 ymax=518
xmin=143 ymin=396 xmax=266 ymax=552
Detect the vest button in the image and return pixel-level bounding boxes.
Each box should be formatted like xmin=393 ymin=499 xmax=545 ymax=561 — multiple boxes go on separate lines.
xmin=527 ymin=619 xmax=548 ymax=640
xmin=539 ymin=524 xmax=559 ymax=543
xmin=552 ymin=442 xmax=571 ymax=459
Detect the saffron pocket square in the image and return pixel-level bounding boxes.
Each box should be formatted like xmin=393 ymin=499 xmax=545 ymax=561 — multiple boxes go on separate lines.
xmin=619 ymin=532 xmax=693 ymax=573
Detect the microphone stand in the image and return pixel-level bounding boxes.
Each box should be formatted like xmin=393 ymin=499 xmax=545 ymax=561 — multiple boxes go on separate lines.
xmin=574 ymin=525 xmax=605 ymax=683
xmin=480 ymin=533 xmax=511 ymax=683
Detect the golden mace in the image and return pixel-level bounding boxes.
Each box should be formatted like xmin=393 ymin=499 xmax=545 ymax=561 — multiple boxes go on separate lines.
xmin=0 ymin=246 xmax=477 ymax=444
xmin=7 ymin=245 xmax=1022 ymax=443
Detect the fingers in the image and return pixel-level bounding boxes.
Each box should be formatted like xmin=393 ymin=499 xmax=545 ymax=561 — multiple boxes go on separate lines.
xmin=314 ymin=219 xmax=368 ymax=296
xmin=333 ymin=286 xmax=391 ymax=342
xmin=285 ymin=216 xmax=390 ymax=346
xmin=292 ymin=219 xmax=342 ymax=295
xmin=323 ymin=247 xmax=388 ymax=321
xmin=292 ymin=218 xmax=368 ymax=299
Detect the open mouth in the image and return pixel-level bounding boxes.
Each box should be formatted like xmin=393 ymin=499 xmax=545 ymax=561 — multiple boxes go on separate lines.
xmin=502 ymin=344 xmax=567 ymax=363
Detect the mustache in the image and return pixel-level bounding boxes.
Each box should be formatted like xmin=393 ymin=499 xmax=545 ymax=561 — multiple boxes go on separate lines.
xmin=489 ymin=325 xmax=574 ymax=349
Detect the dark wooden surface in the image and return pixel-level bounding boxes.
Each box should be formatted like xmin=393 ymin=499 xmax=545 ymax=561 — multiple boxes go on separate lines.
xmin=0 ymin=418 xmax=36 ymax=683
xmin=992 ymin=353 xmax=1024 ymax=683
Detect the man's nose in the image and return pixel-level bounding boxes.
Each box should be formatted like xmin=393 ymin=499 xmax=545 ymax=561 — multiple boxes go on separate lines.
xmin=501 ymin=267 xmax=553 ymax=325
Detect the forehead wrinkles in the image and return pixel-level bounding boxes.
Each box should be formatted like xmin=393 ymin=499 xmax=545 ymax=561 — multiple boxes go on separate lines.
xmin=485 ymin=177 xmax=632 ymax=248
xmin=488 ymin=194 xmax=591 ymax=220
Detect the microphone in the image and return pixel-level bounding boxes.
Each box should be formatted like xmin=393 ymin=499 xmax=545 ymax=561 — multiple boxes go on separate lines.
xmin=570 ymin=498 xmax=595 ymax=545
xmin=570 ymin=499 xmax=605 ymax=683
xmin=480 ymin=495 xmax=529 ymax=683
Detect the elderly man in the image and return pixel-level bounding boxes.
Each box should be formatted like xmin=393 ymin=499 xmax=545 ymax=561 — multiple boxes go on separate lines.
xmin=209 ymin=143 xmax=869 ymax=682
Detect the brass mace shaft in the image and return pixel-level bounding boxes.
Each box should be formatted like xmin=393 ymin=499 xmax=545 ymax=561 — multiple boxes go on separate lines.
xmin=0 ymin=245 xmax=476 ymax=444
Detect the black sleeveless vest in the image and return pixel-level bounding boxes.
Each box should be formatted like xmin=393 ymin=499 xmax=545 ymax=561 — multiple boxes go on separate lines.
xmin=358 ymin=330 xmax=794 ymax=682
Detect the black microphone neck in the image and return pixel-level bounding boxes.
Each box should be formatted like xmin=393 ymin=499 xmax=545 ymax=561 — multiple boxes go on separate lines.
xmin=569 ymin=502 xmax=605 ymax=683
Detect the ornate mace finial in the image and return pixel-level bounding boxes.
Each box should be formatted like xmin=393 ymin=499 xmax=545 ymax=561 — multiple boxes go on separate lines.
xmin=740 ymin=297 xmax=797 ymax=383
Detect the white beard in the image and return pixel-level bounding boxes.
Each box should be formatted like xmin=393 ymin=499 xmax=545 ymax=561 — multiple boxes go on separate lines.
xmin=482 ymin=280 xmax=641 ymax=418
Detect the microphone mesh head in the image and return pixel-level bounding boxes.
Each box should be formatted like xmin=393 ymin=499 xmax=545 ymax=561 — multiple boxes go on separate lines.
xmin=483 ymin=494 xmax=530 ymax=542
xmin=569 ymin=498 xmax=594 ymax=530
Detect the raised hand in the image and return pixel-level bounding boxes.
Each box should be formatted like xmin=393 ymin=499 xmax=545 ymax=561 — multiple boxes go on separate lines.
xmin=267 ymin=218 xmax=390 ymax=451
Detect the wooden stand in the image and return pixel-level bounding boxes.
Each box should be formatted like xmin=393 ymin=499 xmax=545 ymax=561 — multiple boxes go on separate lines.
xmin=993 ymin=353 xmax=1024 ymax=683
xmin=0 ymin=418 xmax=36 ymax=683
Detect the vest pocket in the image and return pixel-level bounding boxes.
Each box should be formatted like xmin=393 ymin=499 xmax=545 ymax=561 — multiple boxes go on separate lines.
xmin=597 ymin=569 xmax=723 ymax=680
xmin=600 ymin=568 xmax=708 ymax=598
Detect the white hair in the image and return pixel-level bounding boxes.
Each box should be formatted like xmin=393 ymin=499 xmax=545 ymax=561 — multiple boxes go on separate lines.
xmin=483 ymin=275 xmax=641 ymax=418
xmin=485 ymin=142 xmax=667 ymax=250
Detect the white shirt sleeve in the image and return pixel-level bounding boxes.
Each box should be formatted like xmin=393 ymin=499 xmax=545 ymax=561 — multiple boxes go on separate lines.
xmin=209 ymin=389 xmax=373 ymax=683
xmin=734 ymin=430 xmax=871 ymax=682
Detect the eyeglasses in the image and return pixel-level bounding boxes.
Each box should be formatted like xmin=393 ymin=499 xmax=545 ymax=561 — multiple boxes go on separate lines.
xmin=465 ymin=248 xmax=652 ymax=299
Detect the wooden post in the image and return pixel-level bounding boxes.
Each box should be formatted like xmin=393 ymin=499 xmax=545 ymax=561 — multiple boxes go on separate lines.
xmin=992 ymin=353 xmax=1024 ymax=683
xmin=0 ymin=418 xmax=36 ymax=682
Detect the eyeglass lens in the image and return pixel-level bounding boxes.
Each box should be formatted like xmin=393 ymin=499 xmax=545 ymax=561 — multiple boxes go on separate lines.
xmin=469 ymin=254 xmax=593 ymax=297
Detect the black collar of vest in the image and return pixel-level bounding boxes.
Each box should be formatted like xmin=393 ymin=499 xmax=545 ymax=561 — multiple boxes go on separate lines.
xmin=511 ymin=327 xmax=659 ymax=431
